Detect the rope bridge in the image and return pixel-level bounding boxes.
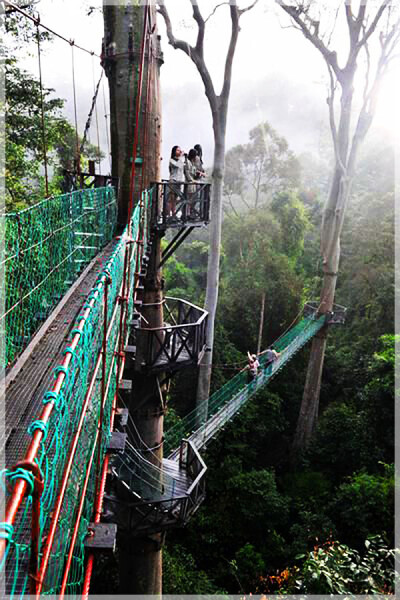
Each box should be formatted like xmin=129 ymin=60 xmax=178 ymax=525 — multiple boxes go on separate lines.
xmin=1 ymin=187 xmax=117 ymax=369
xmin=0 ymin=188 xmax=152 ymax=598
xmin=166 ymin=313 xmax=326 ymax=458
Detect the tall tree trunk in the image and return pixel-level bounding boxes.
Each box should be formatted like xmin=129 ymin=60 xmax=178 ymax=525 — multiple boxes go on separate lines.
xmin=257 ymin=292 xmax=266 ymax=356
xmin=196 ymin=130 xmax=225 ymax=424
xmin=103 ymin=3 xmax=165 ymax=593
xmin=103 ymin=3 xmax=143 ymax=227
xmin=292 ymin=161 xmax=351 ymax=453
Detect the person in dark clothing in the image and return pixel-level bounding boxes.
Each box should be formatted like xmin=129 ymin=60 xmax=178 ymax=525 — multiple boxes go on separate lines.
xmin=193 ymin=144 xmax=205 ymax=180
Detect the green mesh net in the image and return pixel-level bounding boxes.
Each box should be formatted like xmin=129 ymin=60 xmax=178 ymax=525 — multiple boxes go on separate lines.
xmin=1 ymin=187 xmax=118 ymax=370
xmin=164 ymin=314 xmax=326 ymax=456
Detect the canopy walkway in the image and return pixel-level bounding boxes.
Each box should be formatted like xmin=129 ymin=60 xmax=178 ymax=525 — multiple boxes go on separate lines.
xmin=0 ymin=176 xmax=345 ymax=596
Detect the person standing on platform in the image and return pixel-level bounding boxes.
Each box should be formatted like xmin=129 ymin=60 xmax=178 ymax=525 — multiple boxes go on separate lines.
xmin=168 ymin=145 xmax=185 ymax=218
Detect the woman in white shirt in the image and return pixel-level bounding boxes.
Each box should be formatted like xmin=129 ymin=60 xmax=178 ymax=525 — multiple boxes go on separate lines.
xmin=168 ymin=145 xmax=185 ymax=217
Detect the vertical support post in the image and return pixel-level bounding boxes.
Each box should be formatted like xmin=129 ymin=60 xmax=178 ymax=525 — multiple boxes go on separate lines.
xmin=257 ymin=292 xmax=266 ymax=357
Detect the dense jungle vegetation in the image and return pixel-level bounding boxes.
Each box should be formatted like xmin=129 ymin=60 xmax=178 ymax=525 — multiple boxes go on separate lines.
xmin=162 ymin=124 xmax=395 ymax=594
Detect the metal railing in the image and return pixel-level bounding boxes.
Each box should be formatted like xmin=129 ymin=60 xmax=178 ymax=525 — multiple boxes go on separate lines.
xmin=150 ymin=180 xmax=211 ymax=229
xmin=109 ymin=439 xmax=207 ymax=535
xmin=135 ymin=297 xmax=208 ymax=372
xmin=303 ymin=301 xmax=347 ymax=324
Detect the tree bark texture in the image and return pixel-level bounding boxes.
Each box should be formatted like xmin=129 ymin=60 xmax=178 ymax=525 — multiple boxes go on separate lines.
xmin=103 ymin=2 xmax=162 ymax=226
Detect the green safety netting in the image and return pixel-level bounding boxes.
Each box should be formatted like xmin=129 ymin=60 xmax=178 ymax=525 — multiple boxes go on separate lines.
xmin=164 ymin=314 xmax=326 ymax=456
xmin=1 ymin=188 xmax=153 ymax=598
xmin=1 ymin=187 xmax=118 ymax=369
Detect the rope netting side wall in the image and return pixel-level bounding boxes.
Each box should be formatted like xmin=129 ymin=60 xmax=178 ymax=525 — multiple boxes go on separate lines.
xmin=0 ymin=189 xmax=153 ymax=598
xmin=165 ymin=314 xmax=326 ymax=457
xmin=1 ymin=187 xmax=118 ymax=369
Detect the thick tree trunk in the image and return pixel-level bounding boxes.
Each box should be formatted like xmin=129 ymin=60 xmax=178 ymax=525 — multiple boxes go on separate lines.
xmin=103 ymin=3 xmax=144 ymax=227
xmin=292 ymin=161 xmax=350 ymax=453
xmin=196 ymin=132 xmax=225 ymax=424
xmin=104 ymin=3 xmax=165 ymax=593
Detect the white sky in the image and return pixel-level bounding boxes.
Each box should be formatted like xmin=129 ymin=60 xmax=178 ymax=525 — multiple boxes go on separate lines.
xmin=15 ymin=0 xmax=399 ymax=179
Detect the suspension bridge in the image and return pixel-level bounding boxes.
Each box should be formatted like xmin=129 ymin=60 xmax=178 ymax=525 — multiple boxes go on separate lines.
xmin=1 ymin=2 xmax=346 ymax=597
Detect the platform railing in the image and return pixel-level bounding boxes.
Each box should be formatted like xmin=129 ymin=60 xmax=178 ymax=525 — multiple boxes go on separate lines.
xmin=150 ymin=180 xmax=211 ymax=229
xmin=111 ymin=438 xmax=207 ymax=534
xmin=136 ymin=297 xmax=208 ymax=371
xmin=303 ymin=301 xmax=347 ymax=324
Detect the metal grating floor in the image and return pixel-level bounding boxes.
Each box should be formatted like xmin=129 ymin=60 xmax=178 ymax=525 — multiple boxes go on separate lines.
xmin=2 ymin=240 xmax=117 ymax=469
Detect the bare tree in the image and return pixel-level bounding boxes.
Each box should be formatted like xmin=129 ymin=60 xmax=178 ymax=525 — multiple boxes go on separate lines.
xmin=276 ymin=0 xmax=400 ymax=452
xmin=157 ymin=0 xmax=259 ymax=422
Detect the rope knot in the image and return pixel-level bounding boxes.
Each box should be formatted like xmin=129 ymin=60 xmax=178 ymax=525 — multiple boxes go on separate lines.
xmin=27 ymin=420 xmax=49 ymax=441
xmin=0 ymin=523 xmax=14 ymax=543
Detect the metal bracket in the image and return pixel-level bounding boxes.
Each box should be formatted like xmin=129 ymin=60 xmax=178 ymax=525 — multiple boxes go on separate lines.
xmin=84 ymin=523 xmax=117 ymax=552
xmin=107 ymin=431 xmax=127 ymax=453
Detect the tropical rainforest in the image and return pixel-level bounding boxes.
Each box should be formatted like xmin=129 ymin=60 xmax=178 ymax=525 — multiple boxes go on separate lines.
xmin=161 ymin=123 xmax=395 ymax=594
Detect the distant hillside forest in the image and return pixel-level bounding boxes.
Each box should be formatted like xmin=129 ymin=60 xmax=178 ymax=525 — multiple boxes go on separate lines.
xmin=160 ymin=123 xmax=395 ymax=595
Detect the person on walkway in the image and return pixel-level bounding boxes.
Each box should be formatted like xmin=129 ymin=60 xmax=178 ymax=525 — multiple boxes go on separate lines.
xmin=247 ymin=351 xmax=260 ymax=383
xmin=186 ymin=149 xmax=198 ymax=218
xmin=168 ymin=145 xmax=185 ymax=218
xmin=193 ymin=144 xmax=205 ymax=180
xmin=265 ymin=345 xmax=281 ymax=365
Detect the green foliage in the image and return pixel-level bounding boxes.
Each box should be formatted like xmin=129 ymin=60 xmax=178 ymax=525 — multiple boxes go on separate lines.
xmin=5 ymin=59 xmax=103 ymax=211
xmin=224 ymin=121 xmax=301 ymax=211
xmin=163 ymin=126 xmax=394 ymax=596
xmin=163 ymin=544 xmax=219 ymax=594
xmin=284 ymin=535 xmax=394 ymax=594
xmin=233 ymin=544 xmax=266 ymax=590
xmin=270 ymin=190 xmax=310 ymax=261
xmin=328 ymin=466 xmax=394 ymax=550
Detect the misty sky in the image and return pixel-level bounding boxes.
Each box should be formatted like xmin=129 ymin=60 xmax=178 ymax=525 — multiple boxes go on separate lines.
xmin=15 ymin=0 xmax=398 ymax=179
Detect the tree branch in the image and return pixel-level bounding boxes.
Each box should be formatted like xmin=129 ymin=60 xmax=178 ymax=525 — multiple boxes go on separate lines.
xmin=205 ymin=2 xmax=230 ymax=24
xmin=277 ymin=1 xmax=341 ymax=80
xmin=157 ymin=3 xmax=193 ymax=55
xmin=239 ymin=0 xmax=260 ymax=16
xmin=357 ymin=2 xmax=388 ymax=50
xmin=220 ymin=4 xmax=240 ymax=102
xmin=190 ymin=0 xmax=205 ymax=54
xmin=157 ymin=2 xmax=218 ymax=110
xmin=326 ymin=64 xmax=346 ymax=176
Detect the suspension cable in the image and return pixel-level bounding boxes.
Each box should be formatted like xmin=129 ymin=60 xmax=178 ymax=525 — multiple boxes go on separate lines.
xmin=4 ymin=0 xmax=100 ymax=57
xmin=91 ymin=55 xmax=102 ymax=167
xmin=35 ymin=17 xmax=49 ymax=197
xmin=70 ymin=42 xmax=81 ymax=176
